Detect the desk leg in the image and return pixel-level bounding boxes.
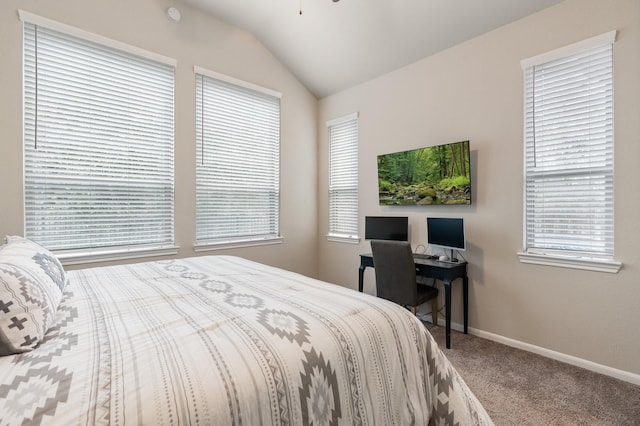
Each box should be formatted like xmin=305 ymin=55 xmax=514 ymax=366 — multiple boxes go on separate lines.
xmin=463 ymin=275 xmax=469 ymax=334
xmin=358 ymin=265 xmax=365 ymax=292
xmin=444 ymin=281 xmax=452 ymax=349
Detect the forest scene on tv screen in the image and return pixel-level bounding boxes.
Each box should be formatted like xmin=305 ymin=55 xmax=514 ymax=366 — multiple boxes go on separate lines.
xmin=377 ymin=140 xmax=471 ymax=205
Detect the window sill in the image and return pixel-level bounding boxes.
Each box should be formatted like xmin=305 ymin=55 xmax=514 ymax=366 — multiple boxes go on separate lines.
xmin=326 ymin=234 xmax=361 ymax=244
xmin=517 ymin=251 xmax=622 ymax=274
xmin=193 ymin=236 xmax=283 ymax=252
xmin=56 ymin=244 xmax=179 ymax=266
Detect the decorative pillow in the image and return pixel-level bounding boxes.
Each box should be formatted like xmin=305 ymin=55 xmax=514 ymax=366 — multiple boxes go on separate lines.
xmin=0 ymin=236 xmax=67 ymax=355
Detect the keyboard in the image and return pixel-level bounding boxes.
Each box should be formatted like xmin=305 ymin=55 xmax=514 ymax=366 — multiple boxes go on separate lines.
xmin=413 ymin=253 xmax=437 ymax=260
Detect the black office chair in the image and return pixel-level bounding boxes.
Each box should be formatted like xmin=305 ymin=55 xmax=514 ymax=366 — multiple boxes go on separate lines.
xmin=370 ymin=240 xmax=438 ymax=325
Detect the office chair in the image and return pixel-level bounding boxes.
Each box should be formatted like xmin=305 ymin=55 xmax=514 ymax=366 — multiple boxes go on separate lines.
xmin=370 ymin=240 xmax=438 ymax=325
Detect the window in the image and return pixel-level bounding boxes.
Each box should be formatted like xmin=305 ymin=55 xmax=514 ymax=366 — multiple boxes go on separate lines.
xmin=21 ymin=12 xmax=177 ymax=263
xmin=195 ymin=68 xmax=281 ymax=248
xmin=519 ymin=31 xmax=620 ymax=273
xmin=327 ymin=113 xmax=359 ymax=242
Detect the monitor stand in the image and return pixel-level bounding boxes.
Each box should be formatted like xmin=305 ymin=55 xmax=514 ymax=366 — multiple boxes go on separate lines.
xmin=439 ymin=249 xmax=459 ymax=262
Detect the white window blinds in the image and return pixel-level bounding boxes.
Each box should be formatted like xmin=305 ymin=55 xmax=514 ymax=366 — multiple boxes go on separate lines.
xmin=195 ymin=69 xmax=281 ymax=245
xmin=522 ymin=32 xmax=615 ymax=259
xmin=328 ymin=113 xmax=359 ymax=240
xmin=23 ymin=19 xmax=175 ymax=252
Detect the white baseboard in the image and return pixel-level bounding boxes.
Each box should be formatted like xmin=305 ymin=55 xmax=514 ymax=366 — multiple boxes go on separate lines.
xmin=436 ymin=319 xmax=640 ymax=386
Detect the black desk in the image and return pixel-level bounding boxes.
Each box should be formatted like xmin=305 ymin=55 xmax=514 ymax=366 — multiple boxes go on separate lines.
xmin=359 ymin=253 xmax=468 ymax=349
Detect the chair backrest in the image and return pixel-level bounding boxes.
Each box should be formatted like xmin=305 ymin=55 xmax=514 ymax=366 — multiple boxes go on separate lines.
xmin=370 ymin=240 xmax=417 ymax=306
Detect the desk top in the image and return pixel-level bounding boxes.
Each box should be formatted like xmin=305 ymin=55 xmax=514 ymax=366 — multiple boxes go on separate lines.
xmin=359 ymin=252 xmax=467 ymax=269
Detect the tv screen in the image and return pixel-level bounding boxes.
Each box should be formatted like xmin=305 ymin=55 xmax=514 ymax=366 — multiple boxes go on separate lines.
xmin=365 ymin=216 xmax=408 ymax=241
xmin=426 ymin=217 xmax=466 ymax=251
xmin=377 ymin=140 xmax=471 ymax=205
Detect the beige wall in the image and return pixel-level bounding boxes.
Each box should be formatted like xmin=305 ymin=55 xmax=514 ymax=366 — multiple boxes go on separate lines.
xmin=0 ymin=0 xmax=319 ymax=277
xmin=318 ymin=0 xmax=640 ymax=377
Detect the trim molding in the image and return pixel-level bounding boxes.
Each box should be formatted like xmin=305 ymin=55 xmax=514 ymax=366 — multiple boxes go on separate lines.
xmin=57 ymin=245 xmax=179 ymax=266
xmin=193 ymin=237 xmax=283 ymax=252
xmin=442 ymin=320 xmax=640 ymax=386
xmin=193 ymin=65 xmax=282 ymax=99
xmin=520 ymin=30 xmax=616 ymax=69
xmin=18 ymin=10 xmax=177 ymax=66
xmin=517 ymin=252 xmax=622 ymax=273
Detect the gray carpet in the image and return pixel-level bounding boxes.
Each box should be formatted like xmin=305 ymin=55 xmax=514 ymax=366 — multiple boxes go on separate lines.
xmin=424 ymin=324 xmax=640 ymax=426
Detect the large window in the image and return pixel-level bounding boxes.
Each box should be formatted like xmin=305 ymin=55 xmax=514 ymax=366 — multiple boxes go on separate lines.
xmin=327 ymin=113 xmax=359 ymax=242
xmin=195 ymin=68 xmax=281 ymax=248
xmin=22 ymin=12 xmax=176 ymax=263
xmin=519 ymin=31 xmax=620 ymax=273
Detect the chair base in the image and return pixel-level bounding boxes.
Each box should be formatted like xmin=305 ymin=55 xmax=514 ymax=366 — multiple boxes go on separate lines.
xmin=410 ymin=299 xmax=438 ymax=326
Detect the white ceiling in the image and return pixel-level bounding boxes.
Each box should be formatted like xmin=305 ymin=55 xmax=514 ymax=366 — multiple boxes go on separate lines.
xmin=181 ymin=0 xmax=565 ymax=98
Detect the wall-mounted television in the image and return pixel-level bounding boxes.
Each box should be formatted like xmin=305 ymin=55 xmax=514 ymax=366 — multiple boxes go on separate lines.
xmin=377 ymin=140 xmax=471 ymax=205
xmin=365 ymin=216 xmax=409 ymax=241
xmin=426 ymin=217 xmax=466 ymax=252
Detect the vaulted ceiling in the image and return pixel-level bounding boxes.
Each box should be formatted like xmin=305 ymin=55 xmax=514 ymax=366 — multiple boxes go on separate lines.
xmin=181 ymin=0 xmax=565 ymax=98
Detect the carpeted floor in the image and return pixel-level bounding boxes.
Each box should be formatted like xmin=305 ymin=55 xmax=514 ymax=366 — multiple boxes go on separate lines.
xmin=424 ymin=323 xmax=640 ymax=426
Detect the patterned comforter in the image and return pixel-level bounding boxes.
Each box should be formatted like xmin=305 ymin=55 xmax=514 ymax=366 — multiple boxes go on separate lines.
xmin=0 ymin=255 xmax=492 ymax=425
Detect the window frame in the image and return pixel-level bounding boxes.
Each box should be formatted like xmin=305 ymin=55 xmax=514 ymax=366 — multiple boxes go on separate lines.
xmin=20 ymin=11 xmax=178 ymax=265
xmin=193 ymin=66 xmax=282 ymax=251
xmin=518 ymin=31 xmax=621 ymax=273
xmin=327 ymin=112 xmax=360 ymax=244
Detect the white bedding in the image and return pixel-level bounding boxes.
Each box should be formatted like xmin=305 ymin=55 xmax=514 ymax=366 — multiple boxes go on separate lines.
xmin=0 ymin=255 xmax=492 ymax=425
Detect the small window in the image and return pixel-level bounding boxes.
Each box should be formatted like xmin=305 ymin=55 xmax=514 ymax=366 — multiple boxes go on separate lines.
xmin=22 ymin=13 xmax=176 ymax=261
xmin=195 ymin=68 xmax=281 ymax=249
xmin=519 ymin=31 xmax=620 ymax=273
xmin=327 ymin=113 xmax=359 ymax=243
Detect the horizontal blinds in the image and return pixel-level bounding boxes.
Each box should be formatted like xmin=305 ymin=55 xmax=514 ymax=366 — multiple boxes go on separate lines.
xmin=195 ymin=73 xmax=280 ymax=242
xmin=23 ymin=23 xmax=175 ymax=251
xmin=328 ymin=115 xmax=359 ymax=237
xmin=524 ymin=42 xmax=613 ymax=256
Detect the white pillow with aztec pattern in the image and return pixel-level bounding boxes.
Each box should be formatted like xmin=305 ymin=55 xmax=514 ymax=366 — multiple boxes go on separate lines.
xmin=0 ymin=236 xmax=67 ymax=355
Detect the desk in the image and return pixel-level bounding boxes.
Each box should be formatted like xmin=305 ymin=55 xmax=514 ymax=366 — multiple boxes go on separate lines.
xmin=359 ymin=253 xmax=468 ymax=349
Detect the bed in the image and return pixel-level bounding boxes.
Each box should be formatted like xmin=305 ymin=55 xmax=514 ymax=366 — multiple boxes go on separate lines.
xmin=0 ymin=237 xmax=492 ymax=425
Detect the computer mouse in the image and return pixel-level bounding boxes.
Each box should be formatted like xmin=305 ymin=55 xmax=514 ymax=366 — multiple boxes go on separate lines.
xmin=439 ymin=255 xmax=448 ymax=261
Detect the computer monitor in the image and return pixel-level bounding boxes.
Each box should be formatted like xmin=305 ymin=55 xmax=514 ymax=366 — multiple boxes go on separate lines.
xmin=426 ymin=217 xmax=465 ymax=253
xmin=365 ymin=216 xmax=409 ymax=241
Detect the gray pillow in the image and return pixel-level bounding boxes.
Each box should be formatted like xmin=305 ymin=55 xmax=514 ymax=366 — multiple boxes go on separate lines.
xmin=0 ymin=236 xmax=67 ymax=355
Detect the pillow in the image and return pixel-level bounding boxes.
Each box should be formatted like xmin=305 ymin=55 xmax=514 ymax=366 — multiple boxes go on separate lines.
xmin=0 ymin=236 xmax=67 ymax=355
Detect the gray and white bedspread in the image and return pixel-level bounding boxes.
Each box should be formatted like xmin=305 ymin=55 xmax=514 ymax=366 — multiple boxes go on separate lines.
xmin=0 ymin=255 xmax=492 ymax=425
